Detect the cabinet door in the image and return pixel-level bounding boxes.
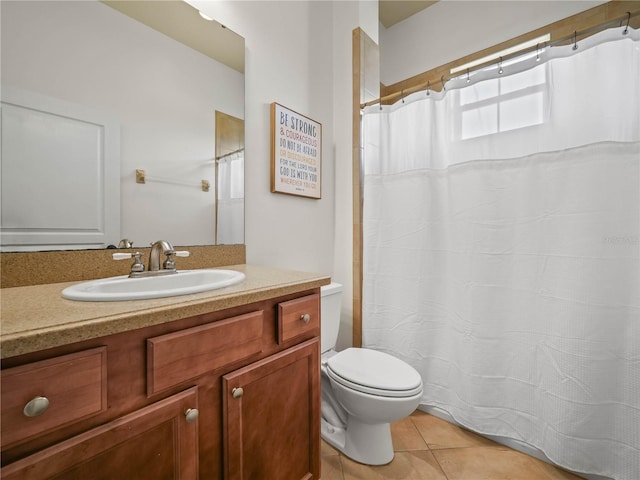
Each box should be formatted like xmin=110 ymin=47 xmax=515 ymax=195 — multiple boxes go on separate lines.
xmin=1 ymin=387 xmax=199 ymax=480
xmin=223 ymin=338 xmax=320 ymax=480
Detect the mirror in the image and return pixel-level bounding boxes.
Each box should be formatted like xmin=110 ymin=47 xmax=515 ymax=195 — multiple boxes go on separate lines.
xmin=0 ymin=0 xmax=244 ymax=251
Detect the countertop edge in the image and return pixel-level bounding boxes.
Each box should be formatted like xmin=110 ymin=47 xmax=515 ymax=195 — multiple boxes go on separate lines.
xmin=1 ymin=265 xmax=331 ymax=359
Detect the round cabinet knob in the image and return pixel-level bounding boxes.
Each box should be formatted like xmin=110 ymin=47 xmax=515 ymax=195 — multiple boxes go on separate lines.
xmin=184 ymin=408 xmax=199 ymax=423
xmin=232 ymin=387 xmax=244 ymax=399
xmin=300 ymin=313 xmax=311 ymax=324
xmin=23 ymin=396 xmax=50 ymax=417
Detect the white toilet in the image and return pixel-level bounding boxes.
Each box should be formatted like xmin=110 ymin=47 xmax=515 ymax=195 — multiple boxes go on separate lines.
xmin=320 ymin=283 xmax=423 ymax=465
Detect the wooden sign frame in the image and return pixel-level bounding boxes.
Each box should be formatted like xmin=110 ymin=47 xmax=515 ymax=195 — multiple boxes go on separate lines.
xmin=270 ymin=103 xmax=321 ymax=199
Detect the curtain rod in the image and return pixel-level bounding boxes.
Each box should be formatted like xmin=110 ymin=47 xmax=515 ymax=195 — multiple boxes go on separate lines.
xmin=361 ymin=9 xmax=639 ymax=109
xmin=216 ymin=147 xmax=244 ymax=161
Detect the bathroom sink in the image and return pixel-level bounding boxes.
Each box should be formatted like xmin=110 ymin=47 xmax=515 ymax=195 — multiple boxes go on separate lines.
xmin=62 ymin=269 xmax=245 ymax=302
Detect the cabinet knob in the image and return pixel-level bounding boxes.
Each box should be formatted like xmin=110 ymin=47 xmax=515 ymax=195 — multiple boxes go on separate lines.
xmin=184 ymin=408 xmax=199 ymax=423
xmin=232 ymin=387 xmax=244 ymax=399
xmin=300 ymin=313 xmax=311 ymax=324
xmin=23 ymin=396 xmax=50 ymax=417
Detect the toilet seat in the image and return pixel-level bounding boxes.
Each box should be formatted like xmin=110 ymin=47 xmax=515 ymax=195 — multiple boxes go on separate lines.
xmin=326 ymin=348 xmax=423 ymax=398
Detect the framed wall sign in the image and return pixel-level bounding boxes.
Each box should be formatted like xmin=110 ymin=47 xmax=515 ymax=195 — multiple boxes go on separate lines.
xmin=270 ymin=102 xmax=321 ymax=199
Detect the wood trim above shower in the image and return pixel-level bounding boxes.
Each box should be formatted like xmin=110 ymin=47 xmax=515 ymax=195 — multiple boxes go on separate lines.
xmin=377 ymin=1 xmax=640 ymax=106
xmin=353 ymin=28 xmax=363 ymax=348
xmin=352 ymin=28 xmax=380 ymax=348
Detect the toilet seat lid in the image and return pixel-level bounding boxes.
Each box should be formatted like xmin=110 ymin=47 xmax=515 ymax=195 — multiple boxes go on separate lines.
xmin=326 ymin=348 xmax=422 ymax=395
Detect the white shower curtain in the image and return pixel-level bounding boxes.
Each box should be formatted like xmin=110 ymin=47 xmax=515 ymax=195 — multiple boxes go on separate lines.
xmin=362 ymin=27 xmax=639 ymax=480
xmin=217 ymin=151 xmax=244 ymax=244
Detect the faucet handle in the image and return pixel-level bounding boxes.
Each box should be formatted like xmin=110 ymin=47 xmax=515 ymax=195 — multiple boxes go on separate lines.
xmin=130 ymin=252 xmax=145 ymax=273
xmin=117 ymin=238 xmax=133 ymax=248
xmin=112 ymin=252 xmax=145 ymax=273
xmin=163 ymin=250 xmax=188 ymax=270
xmin=163 ymin=251 xmax=176 ymax=270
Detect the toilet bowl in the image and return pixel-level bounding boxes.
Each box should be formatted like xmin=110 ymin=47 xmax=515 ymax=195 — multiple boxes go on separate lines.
xmin=320 ymin=283 xmax=423 ymax=465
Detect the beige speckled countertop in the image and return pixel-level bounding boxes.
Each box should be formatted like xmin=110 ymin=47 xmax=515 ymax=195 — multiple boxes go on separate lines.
xmin=0 ymin=264 xmax=330 ymax=359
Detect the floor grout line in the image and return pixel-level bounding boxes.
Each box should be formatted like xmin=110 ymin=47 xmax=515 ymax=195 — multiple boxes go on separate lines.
xmin=408 ymin=416 xmax=450 ymax=480
xmin=321 ymin=410 xmax=586 ymax=480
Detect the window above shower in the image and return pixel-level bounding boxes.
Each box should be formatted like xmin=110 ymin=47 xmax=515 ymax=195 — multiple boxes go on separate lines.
xmin=456 ymin=63 xmax=548 ymax=141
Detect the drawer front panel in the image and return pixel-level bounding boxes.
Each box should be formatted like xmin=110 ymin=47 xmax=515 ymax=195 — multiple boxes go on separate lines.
xmin=277 ymin=294 xmax=320 ymax=344
xmin=1 ymin=347 xmax=108 ymax=448
xmin=147 ymin=310 xmax=264 ymax=396
xmin=1 ymin=387 xmax=199 ymax=480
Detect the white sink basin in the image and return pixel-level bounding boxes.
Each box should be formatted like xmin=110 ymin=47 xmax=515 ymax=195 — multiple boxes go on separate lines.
xmin=62 ymin=269 xmax=245 ymax=302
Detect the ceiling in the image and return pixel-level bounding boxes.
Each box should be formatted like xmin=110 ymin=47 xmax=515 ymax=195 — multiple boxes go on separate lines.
xmin=103 ymin=0 xmax=437 ymax=70
xmin=101 ymin=0 xmax=244 ymax=73
xmin=379 ymin=0 xmax=438 ymax=28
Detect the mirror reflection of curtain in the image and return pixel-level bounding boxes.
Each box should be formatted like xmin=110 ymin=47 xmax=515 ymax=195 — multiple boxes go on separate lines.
xmin=217 ymin=151 xmax=244 ymax=244
xmin=215 ymin=110 xmax=244 ymax=244
xmin=362 ymin=26 xmax=639 ymax=480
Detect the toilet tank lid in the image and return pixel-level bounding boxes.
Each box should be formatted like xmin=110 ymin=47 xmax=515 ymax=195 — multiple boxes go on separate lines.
xmin=321 ymin=282 xmax=342 ymax=297
xmin=327 ymin=348 xmax=422 ymax=392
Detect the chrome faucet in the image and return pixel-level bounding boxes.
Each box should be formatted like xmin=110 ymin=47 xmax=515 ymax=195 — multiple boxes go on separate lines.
xmin=113 ymin=240 xmax=190 ymax=277
xmin=148 ymin=240 xmax=175 ymax=272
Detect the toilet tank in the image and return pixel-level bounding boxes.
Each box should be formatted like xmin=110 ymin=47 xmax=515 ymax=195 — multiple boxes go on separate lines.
xmin=320 ymin=283 xmax=343 ymax=353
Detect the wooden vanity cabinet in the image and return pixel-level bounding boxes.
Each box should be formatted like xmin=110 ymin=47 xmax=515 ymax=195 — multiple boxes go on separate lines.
xmin=0 ymin=288 xmax=321 ymax=480
xmin=1 ymin=387 xmax=199 ymax=480
xmin=223 ymin=338 xmax=319 ymax=480
xmin=1 ymin=347 xmax=108 ymax=448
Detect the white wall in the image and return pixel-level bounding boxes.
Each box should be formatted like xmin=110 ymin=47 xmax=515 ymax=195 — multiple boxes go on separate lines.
xmin=191 ymin=0 xmax=376 ymax=349
xmin=380 ymin=0 xmax=606 ymax=86
xmin=331 ymin=2 xmax=378 ymax=350
xmin=1 ymin=1 xmax=243 ymax=248
xmin=192 ymin=1 xmax=374 ymax=277
xmin=191 ymin=1 xmax=335 ymax=276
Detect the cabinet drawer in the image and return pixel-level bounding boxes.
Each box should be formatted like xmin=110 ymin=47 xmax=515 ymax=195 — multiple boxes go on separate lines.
xmin=147 ymin=310 xmax=264 ymax=396
xmin=277 ymin=294 xmax=320 ymax=344
xmin=1 ymin=387 xmax=199 ymax=480
xmin=1 ymin=347 xmax=108 ymax=448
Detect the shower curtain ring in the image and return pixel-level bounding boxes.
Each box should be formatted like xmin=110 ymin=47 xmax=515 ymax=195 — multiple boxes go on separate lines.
xmin=498 ymin=57 xmax=503 ymax=74
xmin=441 ymin=76 xmax=446 ymax=91
xmin=572 ymin=31 xmax=578 ymax=50
xmin=623 ymin=11 xmax=631 ymax=35
xmin=536 ymin=43 xmax=541 ymax=62
xmin=426 ymin=81 xmax=431 ymax=96
xmin=401 ymin=89 xmax=405 ymax=103
xmin=466 ymin=68 xmax=471 ymax=83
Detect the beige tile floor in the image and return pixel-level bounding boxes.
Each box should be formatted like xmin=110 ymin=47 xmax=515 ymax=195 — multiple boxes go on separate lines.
xmin=321 ymin=410 xmax=585 ymax=480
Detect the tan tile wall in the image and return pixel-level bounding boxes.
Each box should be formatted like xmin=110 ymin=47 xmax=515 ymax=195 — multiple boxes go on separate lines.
xmin=0 ymin=245 xmax=246 ymax=288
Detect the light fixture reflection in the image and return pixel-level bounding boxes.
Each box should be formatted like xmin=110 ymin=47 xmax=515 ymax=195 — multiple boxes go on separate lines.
xmin=199 ymin=10 xmax=214 ymax=21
